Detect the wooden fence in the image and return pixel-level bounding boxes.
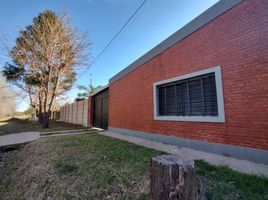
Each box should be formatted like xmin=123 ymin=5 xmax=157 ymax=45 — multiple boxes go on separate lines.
xmin=59 ymin=99 xmax=89 ymax=127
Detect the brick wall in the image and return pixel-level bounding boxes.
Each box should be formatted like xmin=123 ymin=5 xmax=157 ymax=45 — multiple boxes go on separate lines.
xmin=109 ymin=0 xmax=268 ymax=150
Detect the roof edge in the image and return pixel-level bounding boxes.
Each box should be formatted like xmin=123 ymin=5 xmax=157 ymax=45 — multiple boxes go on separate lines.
xmin=90 ymin=84 xmax=109 ymax=97
xmin=109 ymin=0 xmax=243 ymax=84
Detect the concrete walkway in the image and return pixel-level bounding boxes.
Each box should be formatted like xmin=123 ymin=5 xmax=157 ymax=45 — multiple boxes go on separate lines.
xmin=41 ymin=129 xmax=90 ymax=135
xmin=0 ymin=132 xmax=40 ymax=147
xmin=0 ymin=129 xmax=94 ymax=146
xmin=101 ymin=131 xmax=268 ymax=176
xmin=1 ymin=130 xmax=267 ymax=176
xmin=41 ymin=131 xmax=92 ymax=137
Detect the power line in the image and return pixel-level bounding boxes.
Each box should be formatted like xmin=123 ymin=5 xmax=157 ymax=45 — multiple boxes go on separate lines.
xmin=76 ymin=0 xmax=148 ymax=79
xmin=92 ymin=0 xmax=148 ymax=64
xmin=75 ymin=0 xmax=148 ymax=84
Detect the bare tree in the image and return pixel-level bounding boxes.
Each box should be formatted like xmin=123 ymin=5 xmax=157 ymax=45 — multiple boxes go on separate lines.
xmin=3 ymin=11 xmax=91 ymax=128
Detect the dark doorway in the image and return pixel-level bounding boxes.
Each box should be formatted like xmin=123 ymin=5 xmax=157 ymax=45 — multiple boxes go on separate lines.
xmin=93 ymin=88 xmax=109 ymax=129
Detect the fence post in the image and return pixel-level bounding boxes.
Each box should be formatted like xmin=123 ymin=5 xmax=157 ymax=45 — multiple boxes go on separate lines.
xmin=72 ymin=103 xmax=74 ymax=124
xmin=76 ymin=101 xmax=78 ymax=124
xmin=66 ymin=105 xmax=68 ymax=123
xmin=150 ymin=155 xmax=201 ymax=200
xmin=64 ymin=106 xmax=66 ymax=122
xmin=65 ymin=106 xmax=66 ymax=122
xmin=82 ymin=100 xmax=84 ymax=126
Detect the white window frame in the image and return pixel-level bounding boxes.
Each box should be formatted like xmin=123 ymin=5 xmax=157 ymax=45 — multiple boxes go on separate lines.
xmin=153 ymin=66 xmax=225 ymax=123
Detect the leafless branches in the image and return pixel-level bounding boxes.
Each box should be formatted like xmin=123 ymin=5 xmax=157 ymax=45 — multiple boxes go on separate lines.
xmin=2 ymin=11 xmax=91 ymax=127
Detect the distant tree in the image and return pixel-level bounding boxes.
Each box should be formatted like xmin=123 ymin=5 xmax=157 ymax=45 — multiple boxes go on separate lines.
xmin=2 ymin=11 xmax=91 ymax=128
xmin=0 ymin=74 xmax=16 ymax=116
xmin=3 ymin=62 xmax=41 ymax=119
xmin=24 ymin=106 xmax=35 ymax=116
xmin=77 ymin=75 xmax=102 ymax=98
xmin=77 ymin=85 xmax=103 ymax=98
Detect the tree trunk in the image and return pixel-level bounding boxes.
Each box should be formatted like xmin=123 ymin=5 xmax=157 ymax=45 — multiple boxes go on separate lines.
xmin=43 ymin=89 xmax=49 ymax=128
xmin=42 ymin=111 xmax=49 ymax=128
xmin=38 ymin=96 xmax=43 ymax=124
xmin=38 ymin=111 xmax=43 ymax=124
xmin=150 ymin=155 xmax=201 ymax=200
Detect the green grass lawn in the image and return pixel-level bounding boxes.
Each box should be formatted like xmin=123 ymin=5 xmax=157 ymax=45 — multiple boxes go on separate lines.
xmin=0 ymin=116 xmax=84 ymax=135
xmin=0 ymin=133 xmax=267 ymax=200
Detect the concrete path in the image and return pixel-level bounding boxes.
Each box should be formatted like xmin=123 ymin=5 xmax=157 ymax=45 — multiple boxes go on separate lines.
xmin=41 ymin=131 xmax=92 ymax=137
xmin=0 ymin=129 xmax=94 ymax=147
xmin=101 ymin=131 xmax=268 ymax=176
xmin=0 ymin=132 xmax=40 ymax=147
xmin=41 ymin=129 xmax=90 ymax=135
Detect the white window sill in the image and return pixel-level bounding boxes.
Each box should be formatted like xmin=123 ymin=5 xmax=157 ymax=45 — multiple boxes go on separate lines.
xmin=154 ymin=115 xmax=225 ymax=123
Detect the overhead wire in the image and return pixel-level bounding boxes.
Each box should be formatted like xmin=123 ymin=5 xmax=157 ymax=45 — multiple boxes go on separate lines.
xmin=76 ymin=0 xmax=149 ymax=80
xmin=91 ymin=0 xmax=148 ymax=64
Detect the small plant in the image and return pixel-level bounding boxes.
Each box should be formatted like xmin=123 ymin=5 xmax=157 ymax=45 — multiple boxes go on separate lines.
xmin=2 ymin=177 xmax=12 ymax=190
xmin=55 ymin=160 xmax=78 ymax=175
xmin=40 ymin=180 xmax=53 ymax=190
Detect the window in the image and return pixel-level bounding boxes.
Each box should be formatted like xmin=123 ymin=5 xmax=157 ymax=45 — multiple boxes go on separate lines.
xmin=153 ymin=66 xmax=225 ymax=122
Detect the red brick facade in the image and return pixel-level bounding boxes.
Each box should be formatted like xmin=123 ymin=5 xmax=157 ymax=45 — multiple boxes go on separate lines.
xmin=109 ymin=0 xmax=268 ymax=150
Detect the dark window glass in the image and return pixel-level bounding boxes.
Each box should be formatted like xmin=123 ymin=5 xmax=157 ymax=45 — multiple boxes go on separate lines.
xmin=158 ymin=87 xmax=166 ymax=115
xmin=157 ymin=73 xmax=218 ymax=116
xmin=166 ymin=85 xmax=176 ymax=115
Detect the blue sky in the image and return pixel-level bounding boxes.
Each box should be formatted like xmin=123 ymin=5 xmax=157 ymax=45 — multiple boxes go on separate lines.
xmin=0 ymin=0 xmax=218 ymax=111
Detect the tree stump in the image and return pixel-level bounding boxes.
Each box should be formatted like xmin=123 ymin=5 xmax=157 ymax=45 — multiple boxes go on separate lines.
xmin=150 ymin=155 xmax=199 ymax=200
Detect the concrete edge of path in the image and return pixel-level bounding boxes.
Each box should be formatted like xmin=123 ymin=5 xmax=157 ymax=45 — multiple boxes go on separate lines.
xmin=41 ymin=129 xmax=91 ymax=134
xmin=0 ymin=129 xmax=96 ymax=147
xmin=0 ymin=132 xmax=40 ymax=147
xmin=41 ymin=131 xmax=93 ymax=137
xmin=100 ymin=131 xmax=268 ymax=177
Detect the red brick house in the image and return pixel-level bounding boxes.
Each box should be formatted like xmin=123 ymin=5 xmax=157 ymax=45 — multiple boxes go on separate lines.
xmin=87 ymin=0 xmax=268 ymax=164
xmin=61 ymin=0 xmax=268 ymax=164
